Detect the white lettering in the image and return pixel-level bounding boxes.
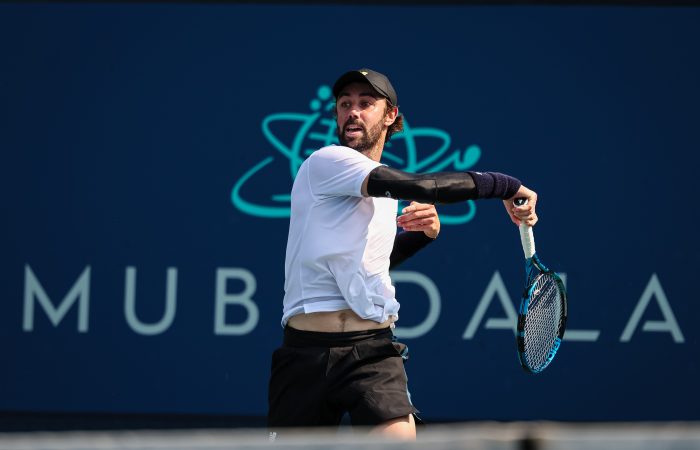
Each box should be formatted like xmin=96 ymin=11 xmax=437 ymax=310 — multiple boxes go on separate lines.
xmin=214 ymin=268 xmax=259 ymax=335
xmin=391 ymin=271 xmax=441 ymax=339
xmin=463 ymin=271 xmax=517 ymax=339
xmin=620 ymin=273 xmax=684 ymax=343
xmin=23 ymin=265 xmax=90 ymax=332
xmin=124 ymin=267 xmax=178 ymax=336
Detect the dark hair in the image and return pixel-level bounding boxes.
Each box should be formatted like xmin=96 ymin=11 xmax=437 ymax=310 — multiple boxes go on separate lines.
xmin=385 ymin=102 xmax=403 ymax=142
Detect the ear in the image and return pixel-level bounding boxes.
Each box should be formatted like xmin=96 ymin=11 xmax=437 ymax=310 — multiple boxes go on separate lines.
xmin=384 ymin=106 xmax=398 ymax=126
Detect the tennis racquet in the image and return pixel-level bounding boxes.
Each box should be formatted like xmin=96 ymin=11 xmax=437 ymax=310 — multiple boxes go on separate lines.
xmin=513 ymin=198 xmax=567 ymax=374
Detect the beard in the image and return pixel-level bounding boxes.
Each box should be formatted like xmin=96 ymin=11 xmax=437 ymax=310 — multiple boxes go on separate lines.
xmin=337 ymin=119 xmax=385 ymax=153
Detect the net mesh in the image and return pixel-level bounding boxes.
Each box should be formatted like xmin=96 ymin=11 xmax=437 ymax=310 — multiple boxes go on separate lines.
xmin=523 ymin=273 xmax=564 ymax=371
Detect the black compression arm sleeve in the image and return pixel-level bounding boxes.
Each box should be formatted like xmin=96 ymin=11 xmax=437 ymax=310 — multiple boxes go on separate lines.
xmin=366 ymin=166 xmax=521 ymax=203
xmin=389 ymin=231 xmax=435 ymax=270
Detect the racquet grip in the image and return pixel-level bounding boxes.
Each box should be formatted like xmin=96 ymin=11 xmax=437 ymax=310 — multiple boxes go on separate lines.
xmin=519 ymin=222 xmax=536 ymax=259
xmin=513 ymin=197 xmax=536 ymax=259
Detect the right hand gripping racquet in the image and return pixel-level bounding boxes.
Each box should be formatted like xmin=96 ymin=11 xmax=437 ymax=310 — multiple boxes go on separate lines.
xmin=513 ymin=198 xmax=568 ymax=374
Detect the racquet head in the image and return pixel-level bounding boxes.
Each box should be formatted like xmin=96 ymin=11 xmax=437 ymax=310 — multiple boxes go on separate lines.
xmin=516 ymin=254 xmax=568 ymax=374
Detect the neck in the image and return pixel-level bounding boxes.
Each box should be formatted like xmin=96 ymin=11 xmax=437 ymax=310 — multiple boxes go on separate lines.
xmin=360 ymin=135 xmax=386 ymax=162
xmin=361 ymin=147 xmax=382 ymax=162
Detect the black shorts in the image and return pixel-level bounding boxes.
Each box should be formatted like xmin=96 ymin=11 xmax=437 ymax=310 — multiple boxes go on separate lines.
xmin=267 ymin=326 xmax=419 ymax=428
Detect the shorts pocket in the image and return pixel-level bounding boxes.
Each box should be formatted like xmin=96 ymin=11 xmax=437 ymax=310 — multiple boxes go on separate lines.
xmin=353 ymin=337 xmax=407 ymax=361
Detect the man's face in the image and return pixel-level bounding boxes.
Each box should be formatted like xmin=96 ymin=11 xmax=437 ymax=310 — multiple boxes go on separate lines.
xmin=335 ymin=82 xmax=394 ymax=153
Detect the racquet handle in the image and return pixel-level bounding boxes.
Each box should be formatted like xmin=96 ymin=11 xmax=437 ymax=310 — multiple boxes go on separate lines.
xmin=514 ymin=198 xmax=536 ymax=259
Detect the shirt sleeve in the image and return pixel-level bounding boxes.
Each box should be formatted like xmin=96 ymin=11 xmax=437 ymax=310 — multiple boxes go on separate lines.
xmin=307 ymin=146 xmax=382 ymax=198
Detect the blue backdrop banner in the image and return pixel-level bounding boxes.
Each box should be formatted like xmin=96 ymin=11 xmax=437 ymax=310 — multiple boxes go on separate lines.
xmin=1 ymin=3 xmax=698 ymax=422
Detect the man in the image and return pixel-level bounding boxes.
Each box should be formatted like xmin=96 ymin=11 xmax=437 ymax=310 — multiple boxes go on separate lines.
xmin=268 ymin=68 xmax=538 ymax=439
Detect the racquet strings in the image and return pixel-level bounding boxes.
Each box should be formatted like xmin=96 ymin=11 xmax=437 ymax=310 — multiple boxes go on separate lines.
xmin=523 ymin=273 xmax=564 ymax=371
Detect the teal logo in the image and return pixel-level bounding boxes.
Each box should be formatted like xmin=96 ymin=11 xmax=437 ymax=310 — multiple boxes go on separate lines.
xmin=231 ymin=85 xmax=482 ymax=225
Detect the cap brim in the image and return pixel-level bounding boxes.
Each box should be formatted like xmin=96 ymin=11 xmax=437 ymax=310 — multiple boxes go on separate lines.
xmin=332 ymin=71 xmax=374 ymax=99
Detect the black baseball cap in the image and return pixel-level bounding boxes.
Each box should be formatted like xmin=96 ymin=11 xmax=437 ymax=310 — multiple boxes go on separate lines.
xmin=332 ymin=68 xmax=398 ymax=106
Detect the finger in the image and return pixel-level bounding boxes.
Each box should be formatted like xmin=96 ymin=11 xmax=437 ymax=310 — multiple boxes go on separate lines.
xmin=402 ymin=205 xmax=430 ymax=216
xmin=402 ymin=225 xmax=429 ymax=232
xmin=508 ymin=210 xmax=521 ymax=226
xmin=503 ymin=201 xmax=520 ymax=226
xmin=397 ymin=210 xmax=435 ymax=223
xmin=516 ymin=209 xmax=537 ymax=224
xmin=513 ymin=212 xmax=534 ymax=220
xmin=524 ymin=214 xmax=538 ymax=227
xmin=401 ymin=203 xmax=417 ymax=214
xmin=402 ymin=218 xmax=436 ymax=228
xmin=401 ymin=221 xmax=437 ymax=230
xmin=401 ymin=210 xmax=435 ymax=221
xmin=512 ymin=206 xmax=534 ymax=218
xmin=512 ymin=205 xmax=532 ymax=214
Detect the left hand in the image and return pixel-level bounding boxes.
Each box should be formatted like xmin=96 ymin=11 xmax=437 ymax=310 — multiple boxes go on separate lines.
xmin=396 ymin=201 xmax=441 ymax=239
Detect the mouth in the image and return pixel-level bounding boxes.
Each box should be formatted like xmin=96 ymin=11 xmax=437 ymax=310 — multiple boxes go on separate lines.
xmin=344 ymin=124 xmax=364 ymax=138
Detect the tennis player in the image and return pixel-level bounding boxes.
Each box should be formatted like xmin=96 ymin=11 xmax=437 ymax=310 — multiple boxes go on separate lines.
xmin=268 ymin=68 xmax=538 ymax=439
